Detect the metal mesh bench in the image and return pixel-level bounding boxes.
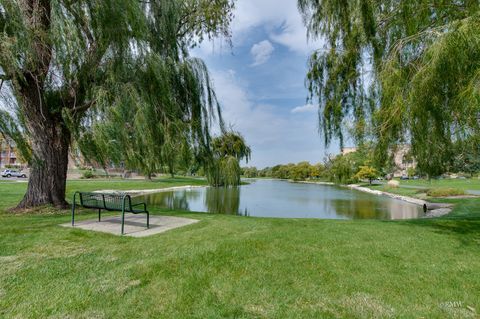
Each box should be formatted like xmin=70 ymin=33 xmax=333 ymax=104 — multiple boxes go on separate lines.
xmin=71 ymin=192 xmax=149 ymax=235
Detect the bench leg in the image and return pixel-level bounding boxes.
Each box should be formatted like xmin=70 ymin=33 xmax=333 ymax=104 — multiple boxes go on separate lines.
xmin=71 ymin=204 xmax=75 ymax=226
xmin=121 ymin=209 xmax=125 ymax=235
xmin=146 ymin=212 xmax=149 ymax=229
xmin=98 ymin=208 xmax=101 ymax=222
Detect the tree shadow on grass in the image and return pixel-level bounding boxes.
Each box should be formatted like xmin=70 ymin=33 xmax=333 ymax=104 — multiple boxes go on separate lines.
xmin=398 ymin=198 xmax=480 ymax=247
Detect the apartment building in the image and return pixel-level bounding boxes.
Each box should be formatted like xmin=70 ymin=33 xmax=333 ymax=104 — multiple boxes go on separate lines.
xmin=0 ymin=137 xmax=23 ymax=168
xmin=341 ymin=144 xmax=416 ymax=177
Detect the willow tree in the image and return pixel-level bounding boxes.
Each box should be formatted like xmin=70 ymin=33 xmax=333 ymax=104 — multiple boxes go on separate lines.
xmin=206 ymin=131 xmax=251 ymax=186
xmin=298 ymin=1 xmax=480 ymax=176
xmin=0 ymin=0 xmax=234 ymax=208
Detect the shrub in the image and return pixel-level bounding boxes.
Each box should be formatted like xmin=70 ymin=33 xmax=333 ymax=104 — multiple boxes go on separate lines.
xmin=354 ymin=165 xmax=378 ymax=184
xmin=82 ymin=170 xmax=95 ymax=179
xmin=426 ymin=188 xmax=465 ymax=197
xmin=5 ymin=164 xmax=21 ymax=169
xmin=387 ymin=180 xmax=400 ymax=188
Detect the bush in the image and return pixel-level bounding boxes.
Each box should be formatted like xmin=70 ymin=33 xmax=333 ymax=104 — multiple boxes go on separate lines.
xmin=5 ymin=164 xmax=21 ymax=169
xmin=387 ymin=180 xmax=400 ymax=188
xmin=81 ymin=170 xmax=95 ymax=179
xmin=426 ymin=188 xmax=465 ymax=197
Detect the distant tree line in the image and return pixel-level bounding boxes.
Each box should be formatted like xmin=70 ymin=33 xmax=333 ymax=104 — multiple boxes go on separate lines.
xmin=242 ymin=144 xmax=378 ymax=184
xmin=242 ymin=162 xmax=324 ymax=181
xmin=243 ymin=140 xmax=480 ymax=185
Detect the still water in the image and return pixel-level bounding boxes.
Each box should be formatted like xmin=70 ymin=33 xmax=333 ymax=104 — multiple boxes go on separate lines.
xmin=139 ymin=179 xmax=424 ymax=220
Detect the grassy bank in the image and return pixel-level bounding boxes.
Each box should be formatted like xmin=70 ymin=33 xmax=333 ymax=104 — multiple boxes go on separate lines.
xmin=0 ymin=177 xmax=207 ymax=210
xmin=366 ymin=183 xmax=474 ymax=200
xmin=0 ymin=178 xmax=479 ymax=318
xmin=395 ymin=178 xmax=480 ymax=191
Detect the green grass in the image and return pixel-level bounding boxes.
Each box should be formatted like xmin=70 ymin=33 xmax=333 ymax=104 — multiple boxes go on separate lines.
xmin=0 ymin=177 xmax=207 ymax=211
xmin=0 ymin=178 xmax=479 ymax=318
xmin=367 ymin=184 xmax=422 ymax=198
xmin=426 ymin=188 xmax=466 ymax=197
xmin=397 ymin=178 xmax=480 ymax=191
xmin=366 ymin=182 xmax=473 ymax=200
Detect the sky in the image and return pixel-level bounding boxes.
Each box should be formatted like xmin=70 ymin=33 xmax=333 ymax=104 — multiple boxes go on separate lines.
xmin=192 ymin=0 xmax=340 ymax=169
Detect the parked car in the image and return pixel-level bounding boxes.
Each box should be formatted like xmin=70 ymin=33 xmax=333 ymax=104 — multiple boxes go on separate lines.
xmin=1 ymin=169 xmax=27 ymax=178
xmin=400 ymin=175 xmax=409 ymax=180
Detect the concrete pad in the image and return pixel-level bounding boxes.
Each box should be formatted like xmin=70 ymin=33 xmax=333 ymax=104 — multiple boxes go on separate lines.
xmin=61 ymin=215 xmax=199 ymax=237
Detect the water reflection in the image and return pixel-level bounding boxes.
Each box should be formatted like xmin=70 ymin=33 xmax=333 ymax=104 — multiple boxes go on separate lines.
xmin=204 ymin=186 xmax=245 ymax=215
xmin=139 ymin=189 xmax=201 ymax=212
xmin=140 ymin=179 xmax=424 ymax=220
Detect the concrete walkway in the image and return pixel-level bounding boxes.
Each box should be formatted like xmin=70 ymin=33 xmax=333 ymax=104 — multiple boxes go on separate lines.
xmin=61 ymin=215 xmax=199 ymax=237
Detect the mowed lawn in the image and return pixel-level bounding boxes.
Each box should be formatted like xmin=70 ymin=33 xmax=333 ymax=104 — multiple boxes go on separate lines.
xmin=0 ymin=178 xmax=479 ymax=318
xmin=392 ymin=178 xmax=480 ymax=191
xmin=366 ymin=177 xmax=480 ymax=199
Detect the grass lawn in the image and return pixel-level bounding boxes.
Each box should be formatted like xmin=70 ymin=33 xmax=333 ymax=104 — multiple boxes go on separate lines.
xmin=393 ymin=178 xmax=480 ymax=191
xmin=367 ymin=184 xmax=422 ymax=198
xmin=366 ymin=178 xmax=480 ymax=199
xmin=0 ymin=178 xmax=479 ymax=318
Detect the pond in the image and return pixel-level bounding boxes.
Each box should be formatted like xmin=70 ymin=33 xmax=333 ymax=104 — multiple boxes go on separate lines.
xmin=139 ymin=179 xmax=424 ymax=220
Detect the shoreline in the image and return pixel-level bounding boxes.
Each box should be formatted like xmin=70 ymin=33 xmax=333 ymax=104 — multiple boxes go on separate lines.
xmin=94 ymin=185 xmax=206 ymax=196
xmin=294 ymin=180 xmax=453 ymax=218
xmin=345 ymin=184 xmax=453 ymax=218
xmin=95 ymin=180 xmax=454 ymax=219
xmin=345 ymin=184 xmax=454 ymax=218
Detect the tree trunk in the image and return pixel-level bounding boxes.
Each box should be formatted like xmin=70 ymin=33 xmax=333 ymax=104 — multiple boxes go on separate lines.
xmin=16 ymin=120 xmax=70 ymax=209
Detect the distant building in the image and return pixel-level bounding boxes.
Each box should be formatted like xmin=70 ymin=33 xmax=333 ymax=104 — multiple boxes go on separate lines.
xmin=68 ymin=148 xmax=86 ymax=169
xmin=341 ymin=144 xmax=416 ymax=177
xmin=342 ymin=147 xmax=357 ymax=156
xmin=0 ymin=137 xmax=25 ymax=168
xmin=392 ymin=144 xmax=416 ymax=177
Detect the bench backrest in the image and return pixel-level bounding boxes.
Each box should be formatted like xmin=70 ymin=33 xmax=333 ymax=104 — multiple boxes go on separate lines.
xmin=79 ymin=192 xmax=132 ymax=211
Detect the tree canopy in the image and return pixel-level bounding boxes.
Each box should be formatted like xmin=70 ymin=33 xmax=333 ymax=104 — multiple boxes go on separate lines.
xmin=0 ymin=0 xmax=235 ymax=208
xmin=298 ymin=0 xmax=480 ymax=176
xmin=206 ymin=131 xmax=251 ymax=186
xmin=354 ymin=165 xmax=378 ymax=185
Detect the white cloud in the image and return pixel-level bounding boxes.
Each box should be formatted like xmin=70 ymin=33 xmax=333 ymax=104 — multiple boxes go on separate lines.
xmin=291 ymin=103 xmax=316 ymax=114
xmin=269 ymin=18 xmax=324 ymax=54
xmin=195 ymin=0 xmax=324 ymax=57
xmin=250 ymin=40 xmax=275 ymax=66
xmin=232 ymin=0 xmax=323 ymax=55
xmin=210 ymin=70 xmax=336 ymax=168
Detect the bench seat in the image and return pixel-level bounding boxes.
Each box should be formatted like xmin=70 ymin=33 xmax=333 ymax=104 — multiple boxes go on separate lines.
xmin=71 ymin=192 xmax=149 ymax=235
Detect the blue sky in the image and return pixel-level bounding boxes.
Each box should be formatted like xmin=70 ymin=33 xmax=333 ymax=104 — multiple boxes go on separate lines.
xmin=192 ymin=0 xmax=341 ymax=168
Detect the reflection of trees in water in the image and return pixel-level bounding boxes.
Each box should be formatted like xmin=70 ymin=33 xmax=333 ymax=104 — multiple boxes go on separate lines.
xmin=204 ymin=187 xmax=242 ymax=215
xmin=330 ymin=198 xmax=420 ymax=219
xmin=384 ymin=200 xmax=421 ymax=219
xmin=140 ymin=190 xmax=201 ymax=211
xmin=330 ymin=199 xmax=389 ymax=219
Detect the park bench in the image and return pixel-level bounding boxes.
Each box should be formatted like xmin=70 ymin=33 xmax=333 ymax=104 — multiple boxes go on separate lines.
xmin=71 ymin=192 xmax=149 ymax=235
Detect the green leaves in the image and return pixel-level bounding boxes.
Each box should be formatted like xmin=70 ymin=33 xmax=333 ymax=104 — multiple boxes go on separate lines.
xmin=354 ymin=165 xmax=378 ymax=184
xmin=205 ymin=132 xmax=250 ymax=186
xmin=211 ymin=131 xmax=251 ymax=162
xmin=0 ymin=110 xmax=31 ymax=164
xmin=299 ymin=0 xmax=480 ymax=176
xmin=1 ymin=0 xmax=235 ymax=180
